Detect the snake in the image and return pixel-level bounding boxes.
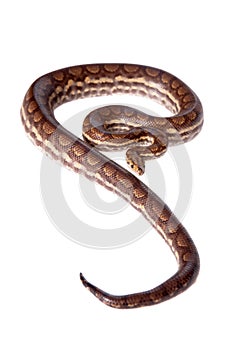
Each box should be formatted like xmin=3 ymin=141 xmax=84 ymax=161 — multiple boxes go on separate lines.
xmin=21 ymin=64 xmax=203 ymax=309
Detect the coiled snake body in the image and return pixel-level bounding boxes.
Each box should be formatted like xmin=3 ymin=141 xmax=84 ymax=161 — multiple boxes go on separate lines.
xmin=21 ymin=64 xmax=203 ymax=309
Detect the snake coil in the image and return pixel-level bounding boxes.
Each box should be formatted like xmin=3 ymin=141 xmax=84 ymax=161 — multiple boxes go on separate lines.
xmin=21 ymin=64 xmax=203 ymax=308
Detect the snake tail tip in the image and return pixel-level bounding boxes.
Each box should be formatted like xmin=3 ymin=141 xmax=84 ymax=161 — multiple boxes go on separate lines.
xmin=80 ymin=272 xmax=89 ymax=288
xmin=80 ymin=273 xmax=103 ymax=299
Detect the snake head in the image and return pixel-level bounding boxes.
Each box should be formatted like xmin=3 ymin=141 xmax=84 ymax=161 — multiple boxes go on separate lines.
xmin=126 ymin=150 xmax=145 ymax=175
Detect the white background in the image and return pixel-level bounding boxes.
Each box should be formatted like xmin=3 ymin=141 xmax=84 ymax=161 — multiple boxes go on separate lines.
xmin=1 ymin=0 xmax=232 ymax=349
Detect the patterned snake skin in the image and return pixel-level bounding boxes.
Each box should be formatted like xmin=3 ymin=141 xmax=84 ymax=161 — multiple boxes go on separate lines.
xmin=21 ymin=64 xmax=203 ymax=308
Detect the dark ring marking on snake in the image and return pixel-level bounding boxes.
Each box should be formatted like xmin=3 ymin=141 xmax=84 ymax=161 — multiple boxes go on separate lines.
xmin=21 ymin=64 xmax=203 ymax=308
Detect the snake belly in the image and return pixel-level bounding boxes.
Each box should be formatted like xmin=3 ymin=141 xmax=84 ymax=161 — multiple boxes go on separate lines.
xmin=21 ymin=64 xmax=203 ymax=309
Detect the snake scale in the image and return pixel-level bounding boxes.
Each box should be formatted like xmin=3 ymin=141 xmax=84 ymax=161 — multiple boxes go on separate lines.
xmin=21 ymin=64 xmax=203 ymax=309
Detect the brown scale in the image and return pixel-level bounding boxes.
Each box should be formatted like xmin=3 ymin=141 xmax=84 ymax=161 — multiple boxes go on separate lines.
xmin=21 ymin=63 xmax=203 ymax=309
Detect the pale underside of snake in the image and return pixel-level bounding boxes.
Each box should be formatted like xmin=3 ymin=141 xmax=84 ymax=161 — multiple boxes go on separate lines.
xmin=21 ymin=64 xmax=203 ymax=309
